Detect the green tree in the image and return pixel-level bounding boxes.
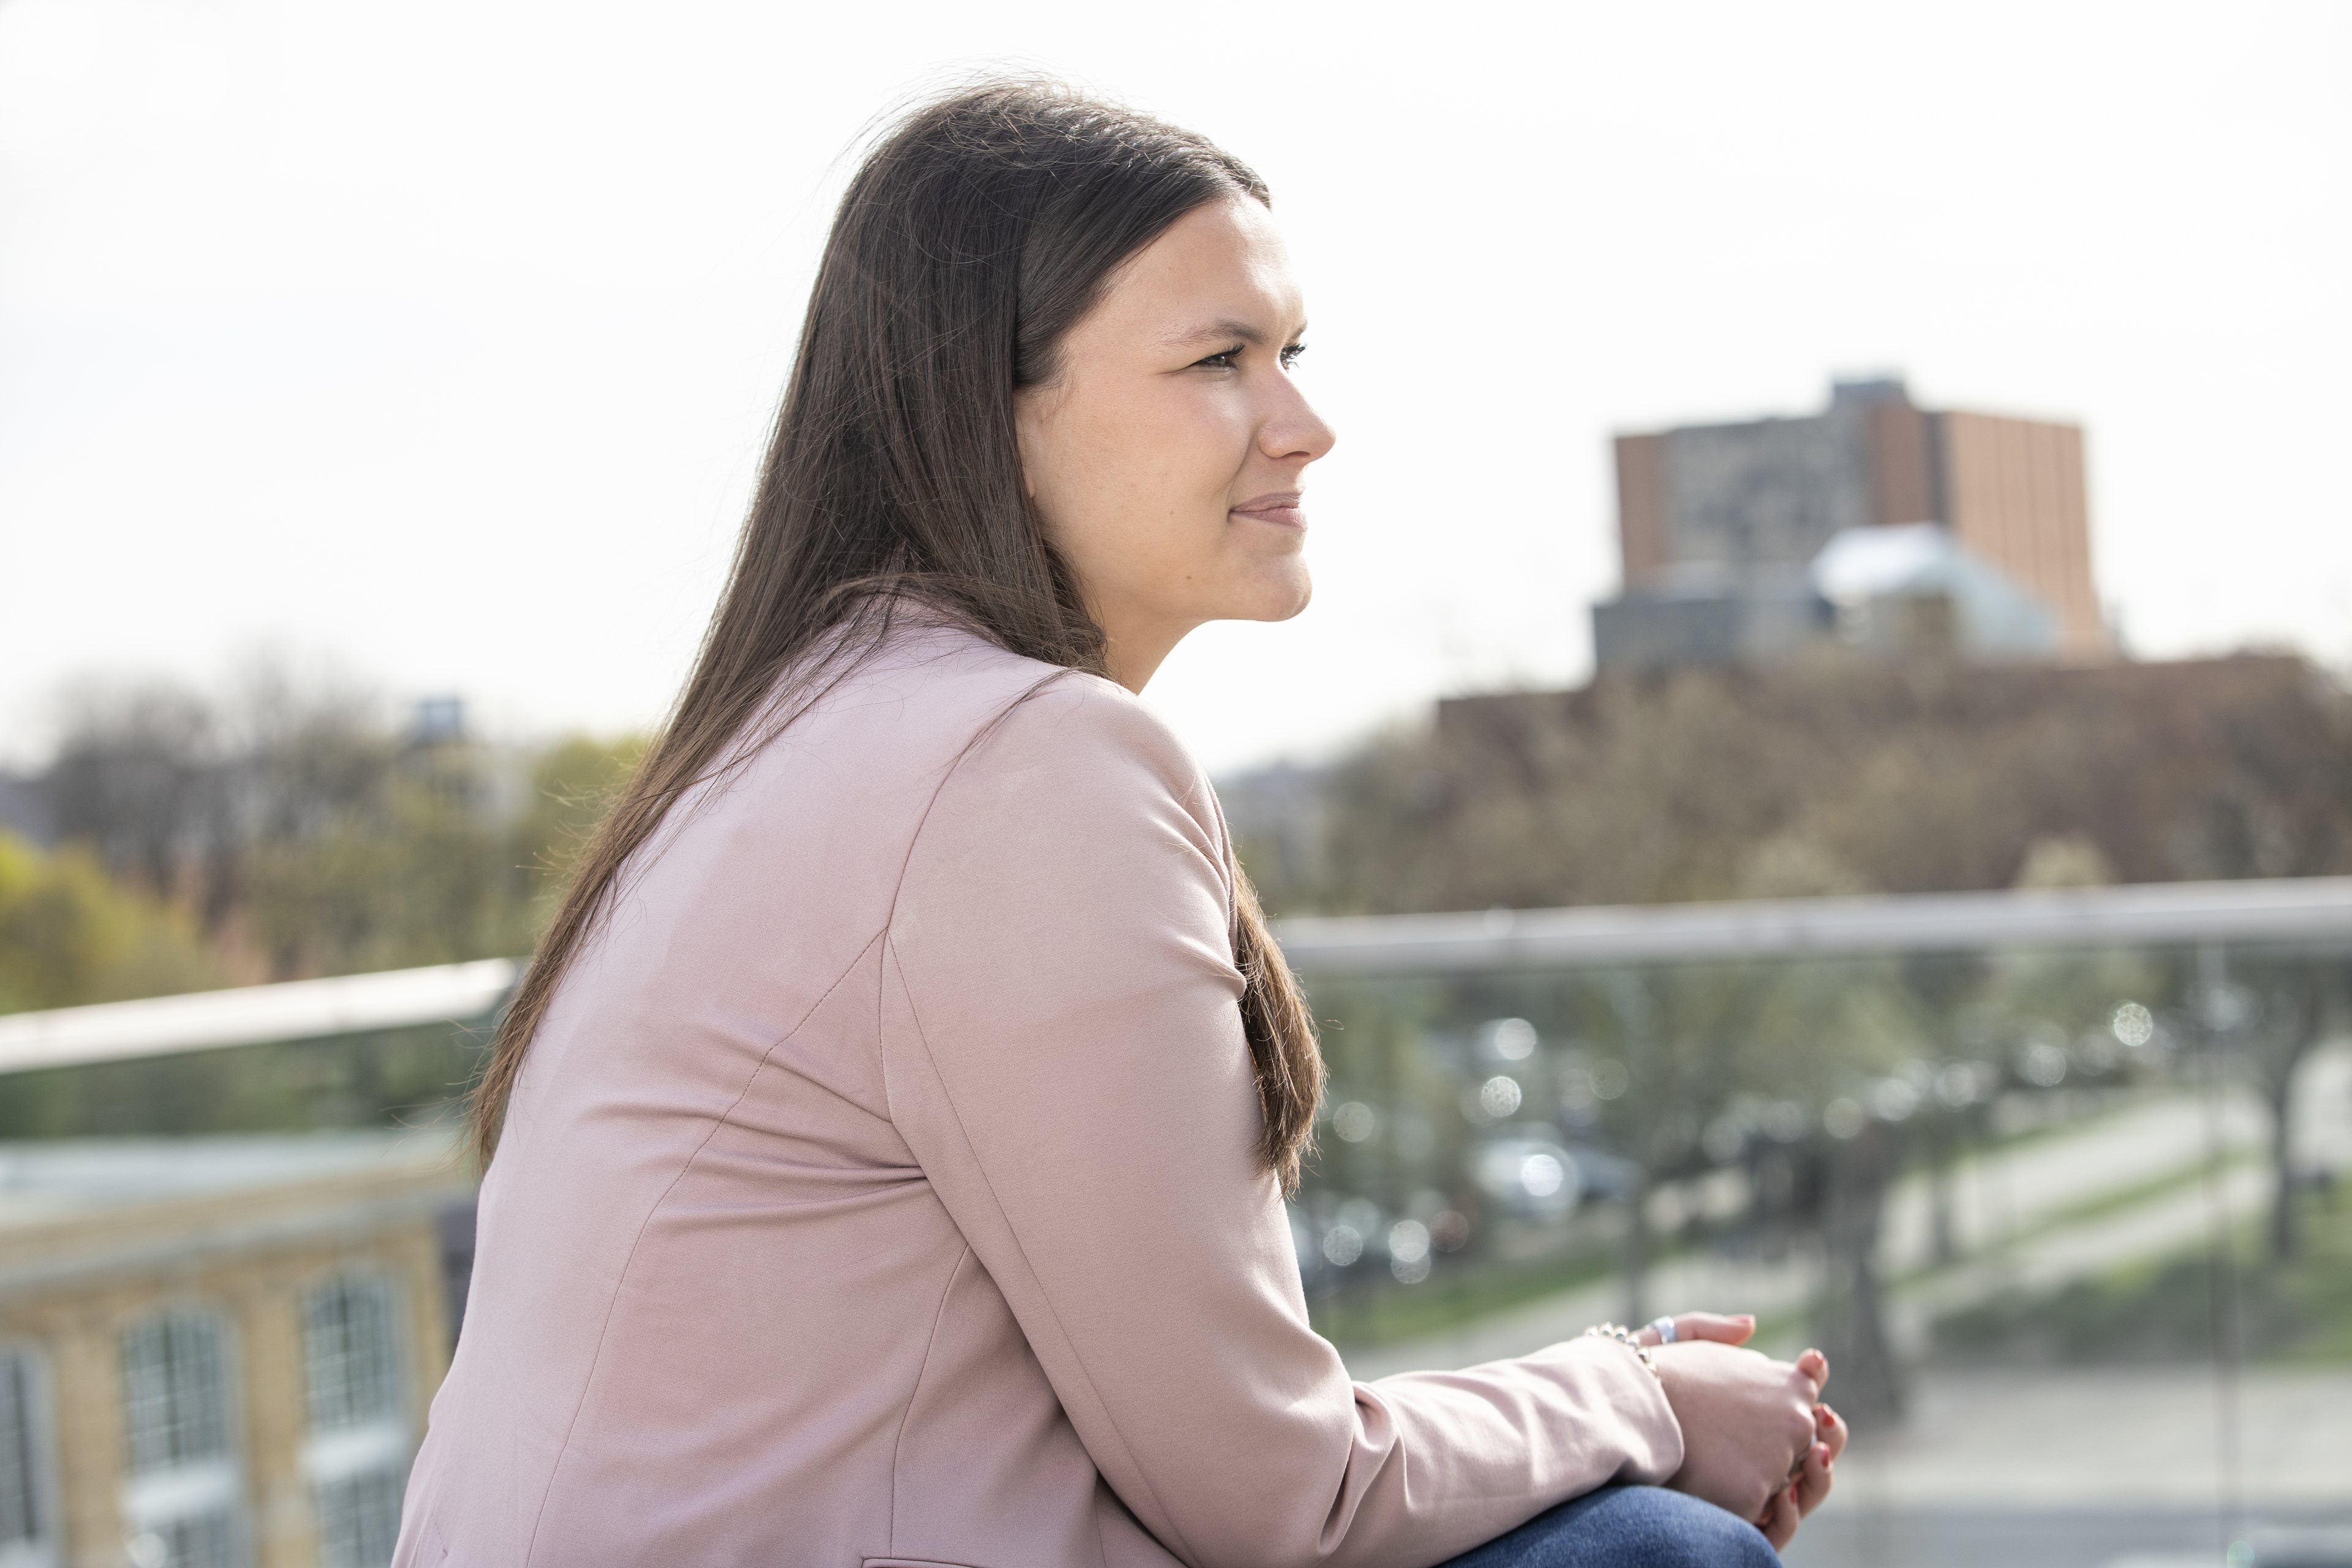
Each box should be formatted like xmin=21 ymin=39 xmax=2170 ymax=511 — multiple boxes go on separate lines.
xmin=511 ymin=733 xmax=649 ymax=918
xmin=0 ymin=832 xmax=222 ymax=1013
xmin=240 ymin=732 xmax=647 ymax=977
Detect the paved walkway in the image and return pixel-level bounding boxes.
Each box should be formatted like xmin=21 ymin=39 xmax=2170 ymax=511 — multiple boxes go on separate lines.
xmin=1826 ymin=1368 xmax=2352 ymax=1510
xmin=1888 ymin=1161 xmax=2271 ymax=1347
xmin=1878 ymin=1089 xmax=2267 ymax=1276
xmin=1344 ymin=1057 xmax=2344 ymax=1381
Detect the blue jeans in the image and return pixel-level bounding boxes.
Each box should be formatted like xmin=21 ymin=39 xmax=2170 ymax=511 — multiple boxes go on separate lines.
xmin=1438 ymin=1485 xmax=1778 ymax=1567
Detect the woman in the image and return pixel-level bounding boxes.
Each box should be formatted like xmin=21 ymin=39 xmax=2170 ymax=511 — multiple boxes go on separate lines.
xmin=395 ymin=81 xmax=1845 ymax=1567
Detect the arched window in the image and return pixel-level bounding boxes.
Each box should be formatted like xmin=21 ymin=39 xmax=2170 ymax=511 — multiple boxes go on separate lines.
xmin=119 ymin=1310 xmax=244 ymax=1568
xmin=302 ymin=1277 xmax=409 ymax=1568
xmin=0 ymin=1342 xmax=60 ymax=1568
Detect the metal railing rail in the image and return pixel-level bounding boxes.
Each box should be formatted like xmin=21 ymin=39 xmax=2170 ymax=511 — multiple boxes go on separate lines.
xmin=7 ymin=876 xmax=2352 ymax=1077
xmin=0 ymin=959 xmax=517 ymax=1077
xmin=1274 ymin=875 xmax=2352 ymax=974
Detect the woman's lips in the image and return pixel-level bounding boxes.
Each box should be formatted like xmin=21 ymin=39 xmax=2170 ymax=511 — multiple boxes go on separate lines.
xmin=1231 ymin=494 xmax=1306 ymax=529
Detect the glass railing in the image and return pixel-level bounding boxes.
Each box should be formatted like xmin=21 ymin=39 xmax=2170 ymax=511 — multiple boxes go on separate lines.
xmin=3 ymin=883 xmax=2349 ymax=1568
xmin=1280 ymin=886 xmax=2352 ymax=1568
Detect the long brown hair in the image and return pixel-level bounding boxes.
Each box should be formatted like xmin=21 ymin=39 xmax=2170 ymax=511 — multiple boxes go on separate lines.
xmin=469 ymin=80 xmax=1323 ymax=1192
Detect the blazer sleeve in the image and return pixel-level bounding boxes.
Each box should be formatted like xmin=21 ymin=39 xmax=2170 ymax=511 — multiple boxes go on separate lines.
xmin=879 ymin=677 xmax=1683 ymax=1568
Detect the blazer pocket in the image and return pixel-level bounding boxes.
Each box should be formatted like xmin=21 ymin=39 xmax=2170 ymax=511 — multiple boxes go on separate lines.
xmin=863 ymin=1560 xmax=977 ymax=1567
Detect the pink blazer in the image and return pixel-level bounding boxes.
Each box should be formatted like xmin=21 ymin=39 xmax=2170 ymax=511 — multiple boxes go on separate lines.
xmin=393 ymin=620 xmax=1681 ymax=1568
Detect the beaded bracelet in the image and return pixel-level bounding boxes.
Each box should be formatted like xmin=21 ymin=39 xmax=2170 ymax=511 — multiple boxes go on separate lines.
xmin=1582 ymin=1322 xmax=1662 ymax=1380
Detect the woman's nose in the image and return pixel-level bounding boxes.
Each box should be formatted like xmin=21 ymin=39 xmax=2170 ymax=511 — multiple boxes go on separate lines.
xmin=1264 ymin=383 xmax=1336 ymax=463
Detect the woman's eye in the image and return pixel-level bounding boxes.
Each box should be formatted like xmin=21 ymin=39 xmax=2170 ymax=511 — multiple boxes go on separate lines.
xmin=1194 ymin=347 xmax=1243 ymax=370
xmin=1280 ymin=342 xmax=1307 ymax=369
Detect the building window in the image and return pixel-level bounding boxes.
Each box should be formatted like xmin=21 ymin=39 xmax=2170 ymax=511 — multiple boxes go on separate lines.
xmin=119 ymin=1310 xmax=244 ymax=1568
xmin=0 ymin=1345 xmax=59 ymax=1568
xmin=302 ymin=1277 xmax=409 ymax=1568
xmin=304 ymin=1279 xmax=400 ymax=1433
xmin=314 ymin=1469 xmax=405 ymax=1568
xmin=122 ymin=1313 xmax=230 ymax=1474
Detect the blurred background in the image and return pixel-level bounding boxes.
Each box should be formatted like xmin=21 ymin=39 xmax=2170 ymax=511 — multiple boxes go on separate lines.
xmin=3 ymin=2 xmax=2350 ymax=1566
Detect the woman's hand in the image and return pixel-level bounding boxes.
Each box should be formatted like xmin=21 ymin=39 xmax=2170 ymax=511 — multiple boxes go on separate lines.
xmin=1649 ymin=1336 xmax=1826 ymax=1526
xmin=1755 ymin=1394 xmax=1848 ymax=1550
xmin=1631 ymin=1313 xmax=1848 ymax=1550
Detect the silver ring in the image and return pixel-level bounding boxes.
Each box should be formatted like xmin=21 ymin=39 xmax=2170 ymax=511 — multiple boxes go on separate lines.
xmin=1648 ymin=1315 xmax=1678 ymax=1344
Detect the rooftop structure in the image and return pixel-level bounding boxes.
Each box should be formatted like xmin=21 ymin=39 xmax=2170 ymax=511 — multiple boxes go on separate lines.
xmin=1594 ymin=377 xmax=2107 ymax=672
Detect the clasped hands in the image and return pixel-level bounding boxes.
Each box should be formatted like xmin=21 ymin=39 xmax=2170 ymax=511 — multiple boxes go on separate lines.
xmin=1637 ymin=1311 xmax=1846 ymax=1551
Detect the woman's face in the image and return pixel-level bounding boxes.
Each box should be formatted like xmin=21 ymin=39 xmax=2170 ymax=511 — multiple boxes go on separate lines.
xmin=1016 ymin=195 xmax=1335 ymax=692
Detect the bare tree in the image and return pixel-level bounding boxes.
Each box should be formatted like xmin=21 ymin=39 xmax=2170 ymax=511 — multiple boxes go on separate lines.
xmin=47 ymin=677 xmax=225 ymax=900
xmin=2201 ymin=952 xmax=2339 ymax=1262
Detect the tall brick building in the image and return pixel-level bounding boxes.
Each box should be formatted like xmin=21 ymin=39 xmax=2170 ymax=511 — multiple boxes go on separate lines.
xmin=1596 ymin=378 xmax=2107 ymax=669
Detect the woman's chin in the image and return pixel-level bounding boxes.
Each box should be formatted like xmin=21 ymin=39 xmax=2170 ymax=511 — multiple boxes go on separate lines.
xmin=1229 ymin=565 xmax=1312 ymax=624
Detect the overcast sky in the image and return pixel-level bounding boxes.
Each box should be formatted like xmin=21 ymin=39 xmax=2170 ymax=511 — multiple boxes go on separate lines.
xmin=4 ymin=0 xmax=2347 ymax=773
